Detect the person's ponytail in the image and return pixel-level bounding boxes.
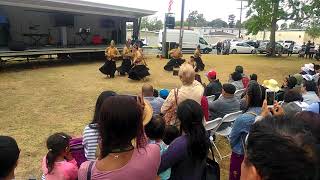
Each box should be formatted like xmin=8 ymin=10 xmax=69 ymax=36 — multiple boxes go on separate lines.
xmin=46 ymin=150 xmax=58 ymax=174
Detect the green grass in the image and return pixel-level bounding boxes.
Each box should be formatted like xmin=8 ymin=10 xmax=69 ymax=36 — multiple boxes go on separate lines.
xmin=0 ymin=54 xmax=317 ymax=179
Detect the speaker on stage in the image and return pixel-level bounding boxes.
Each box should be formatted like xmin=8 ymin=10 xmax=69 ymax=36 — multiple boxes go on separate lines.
xmin=8 ymin=41 xmax=27 ymax=51
xmin=166 ymin=15 xmax=175 ymax=29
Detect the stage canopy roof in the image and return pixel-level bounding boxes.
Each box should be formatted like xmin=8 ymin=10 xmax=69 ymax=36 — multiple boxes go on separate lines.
xmin=0 ymin=0 xmax=156 ymax=18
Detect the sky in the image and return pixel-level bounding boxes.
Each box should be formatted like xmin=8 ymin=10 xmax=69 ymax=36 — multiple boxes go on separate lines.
xmin=85 ymin=0 xmax=247 ymax=22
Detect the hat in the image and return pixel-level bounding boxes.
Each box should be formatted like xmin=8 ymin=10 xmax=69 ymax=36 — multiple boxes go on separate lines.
xmin=293 ymin=74 xmax=303 ymax=86
xmin=142 ymin=100 xmax=153 ymax=126
xmin=110 ymin=40 xmax=115 ymax=46
xmin=302 ymin=74 xmax=314 ymax=81
xmin=301 ymin=63 xmax=314 ymax=73
xmin=263 ymin=79 xmax=280 ymax=92
xmin=206 ymin=70 xmax=217 ymax=79
xmin=159 ymin=89 xmax=169 ymax=99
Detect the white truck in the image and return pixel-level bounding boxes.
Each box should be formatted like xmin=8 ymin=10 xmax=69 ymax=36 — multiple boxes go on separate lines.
xmin=158 ymin=29 xmax=212 ymax=54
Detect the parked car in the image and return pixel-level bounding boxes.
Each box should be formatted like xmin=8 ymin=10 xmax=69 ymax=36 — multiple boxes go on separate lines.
xmin=244 ymin=40 xmax=259 ymax=48
xmin=258 ymin=42 xmax=283 ymax=55
xmin=266 ymin=42 xmax=284 ymax=56
xmin=230 ymin=42 xmax=256 ymax=54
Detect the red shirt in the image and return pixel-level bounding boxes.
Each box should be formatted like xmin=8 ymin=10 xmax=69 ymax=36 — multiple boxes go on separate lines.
xmin=201 ymin=96 xmax=209 ymax=121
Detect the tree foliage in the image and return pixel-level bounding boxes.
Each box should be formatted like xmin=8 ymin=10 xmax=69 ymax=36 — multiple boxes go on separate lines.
xmin=306 ymin=25 xmax=320 ymax=40
xmin=280 ymin=23 xmax=288 ymax=30
xmin=186 ymin=11 xmax=207 ymax=28
xmin=208 ymin=19 xmax=228 ymax=28
xmin=140 ymin=17 xmax=163 ymax=31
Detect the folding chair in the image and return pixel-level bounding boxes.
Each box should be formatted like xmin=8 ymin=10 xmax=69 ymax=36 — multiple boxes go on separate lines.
xmin=206 ymin=95 xmax=216 ymax=104
xmin=214 ymin=111 xmax=243 ymax=160
xmin=205 ymin=117 xmax=223 ymax=162
xmin=234 ymin=89 xmax=245 ymax=100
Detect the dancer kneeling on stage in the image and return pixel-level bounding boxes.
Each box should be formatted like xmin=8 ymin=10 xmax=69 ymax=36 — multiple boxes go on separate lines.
xmin=128 ymin=44 xmax=150 ymax=80
xmin=164 ymin=44 xmax=185 ymax=71
xmin=117 ymin=40 xmax=133 ymax=75
xmin=194 ymin=45 xmax=205 ymax=71
xmin=99 ymin=40 xmax=120 ymax=78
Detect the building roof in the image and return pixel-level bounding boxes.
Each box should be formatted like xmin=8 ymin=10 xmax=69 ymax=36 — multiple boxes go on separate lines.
xmin=0 ymin=0 xmax=156 ymax=18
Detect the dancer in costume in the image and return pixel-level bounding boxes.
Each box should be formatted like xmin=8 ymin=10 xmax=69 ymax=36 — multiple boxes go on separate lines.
xmin=164 ymin=44 xmax=185 ymax=71
xmin=117 ymin=40 xmax=133 ymax=75
xmin=128 ymin=44 xmax=150 ymax=80
xmin=99 ymin=40 xmax=120 ymax=78
xmin=194 ymin=45 xmax=205 ymax=71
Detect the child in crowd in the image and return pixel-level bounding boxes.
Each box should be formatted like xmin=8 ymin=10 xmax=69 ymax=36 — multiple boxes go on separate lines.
xmin=0 ymin=136 xmax=20 ymax=180
xmin=163 ymin=125 xmax=180 ymax=145
xmin=42 ymin=133 xmax=78 ymax=180
xmin=145 ymin=115 xmax=171 ymax=180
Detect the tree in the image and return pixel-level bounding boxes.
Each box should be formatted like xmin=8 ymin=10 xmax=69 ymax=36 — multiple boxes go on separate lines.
xmin=245 ymin=0 xmax=315 ymax=56
xmin=186 ymin=11 xmax=207 ymax=29
xmin=228 ymin=14 xmax=236 ymax=28
xmin=280 ymin=23 xmax=288 ymax=30
xmin=288 ymin=22 xmax=303 ymax=29
xmin=208 ymin=19 xmax=228 ymax=28
xmin=140 ymin=17 xmax=163 ymax=31
xmin=306 ymin=25 xmax=320 ymax=41
xmin=235 ymin=20 xmax=242 ymax=29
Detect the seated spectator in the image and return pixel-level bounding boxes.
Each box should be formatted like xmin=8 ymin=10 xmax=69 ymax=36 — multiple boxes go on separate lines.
xmin=145 ymin=115 xmax=170 ymax=180
xmin=301 ymin=80 xmax=320 ymax=105
xmin=161 ymin=63 xmax=204 ymax=125
xmin=83 ymin=91 xmax=116 ymax=161
xmin=229 ymin=81 xmax=263 ymax=180
xmin=159 ymin=89 xmax=169 ymax=100
xmin=142 ymin=84 xmax=165 ymax=115
xmin=230 ymin=71 xmax=244 ymax=90
xmin=42 ymin=132 xmax=78 ymax=180
xmin=163 ymin=125 xmax=180 ymax=145
xmin=158 ymin=99 xmax=210 ymax=179
xmin=241 ymin=115 xmax=318 ymax=180
xmin=249 ymin=74 xmax=257 ymax=82
xmin=283 ymin=89 xmax=309 ymax=111
xmin=0 ymin=136 xmax=20 ymax=180
xmin=277 ymin=76 xmax=298 ymax=101
xmin=78 ymin=96 xmax=160 ymax=180
xmin=293 ymin=73 xmax=304 ymax=86
xmin=209 ymin=83 xmax=240 ymax=121
xmin=235 ymin=65 xmax=250 ymax=88
xmin=204 ymin=69 xmax=222 ymax=97
xmin=307 ymin=102 xmax=320 ymax=113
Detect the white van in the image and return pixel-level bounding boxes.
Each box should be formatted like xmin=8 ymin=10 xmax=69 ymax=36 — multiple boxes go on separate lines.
xmin=158 ymin=29 xmax=212 ymax=54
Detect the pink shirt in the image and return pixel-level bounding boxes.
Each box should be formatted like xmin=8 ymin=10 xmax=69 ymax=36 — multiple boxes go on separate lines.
xmin=41 ymin=156 xmax=78 ymax=180
xmin=78 ymin=144 xmax=160 ymax=180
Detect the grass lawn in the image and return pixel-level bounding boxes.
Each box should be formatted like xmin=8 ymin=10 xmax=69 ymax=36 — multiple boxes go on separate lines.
xmin=0 ymin=54 xmax=317 ymax=179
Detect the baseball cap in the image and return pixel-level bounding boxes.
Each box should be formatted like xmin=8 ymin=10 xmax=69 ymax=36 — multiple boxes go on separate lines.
xmin=206 ymin=70 xmax=217 ymax=79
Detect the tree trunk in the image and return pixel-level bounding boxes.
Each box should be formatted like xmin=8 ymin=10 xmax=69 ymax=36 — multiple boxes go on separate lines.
xmin=270 ymin=0 xmax=279 ymax=57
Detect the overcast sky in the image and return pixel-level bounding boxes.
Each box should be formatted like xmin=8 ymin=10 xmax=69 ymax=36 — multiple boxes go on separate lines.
xmin=85 ymin=0 xmax=247 ymax=22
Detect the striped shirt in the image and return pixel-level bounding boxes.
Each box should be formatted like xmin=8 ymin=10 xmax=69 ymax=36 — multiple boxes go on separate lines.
xmin=82 ymin=124 xmax=99 ymax=160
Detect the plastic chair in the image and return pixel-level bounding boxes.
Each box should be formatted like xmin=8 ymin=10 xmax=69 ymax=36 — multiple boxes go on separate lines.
xmin=205 ymin=117 xmax=223 ymax=162
xmin=215 ymin=111 xmax=243 ymax=160
xmin=234 ymin=89 xmax=245 ymax=100
xmin=206 ymin=95 xmax=216 ymax=103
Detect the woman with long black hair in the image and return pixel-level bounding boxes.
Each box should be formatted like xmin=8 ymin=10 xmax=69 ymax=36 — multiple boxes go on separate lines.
xmin=158 ymin=99 xmax=210 ymax=180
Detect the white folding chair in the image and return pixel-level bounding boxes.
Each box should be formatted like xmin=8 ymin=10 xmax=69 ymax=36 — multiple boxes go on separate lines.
xmin=206 ymin=95 xmax=216 ymax=103
xmin=205 ymin=117 xmax=223 ymax=162
xmin=234 ymin=89 xmax=245 ymax=100
xmin=214 ymin=111 xmax=243 ymax=160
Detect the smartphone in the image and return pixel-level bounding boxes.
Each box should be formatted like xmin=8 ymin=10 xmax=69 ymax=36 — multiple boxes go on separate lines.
xmin=265 ymin=90 xmax=275 ymax=108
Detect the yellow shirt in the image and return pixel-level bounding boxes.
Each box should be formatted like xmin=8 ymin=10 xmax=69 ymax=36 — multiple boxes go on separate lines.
xmin=133 ymin=48 xmax=145 ymax=65
xmin=123 ymin=46 xmax=132 ymax=59
xmin=169 ymin=48 xmax=182 ymax=59
xmin=105 ymin=46 xmax=119 ymax=60
xmin=194 ymin=49 xmax=201 ymax=58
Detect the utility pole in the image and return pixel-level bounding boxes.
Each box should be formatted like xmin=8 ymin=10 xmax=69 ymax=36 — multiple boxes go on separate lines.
xmin=161 ymin=13 xmax=167 ymax=58
xmin=238 ymin=0 xmax=243 ymax=38
xmin=179 ymin=0 xmax=185 ymax=49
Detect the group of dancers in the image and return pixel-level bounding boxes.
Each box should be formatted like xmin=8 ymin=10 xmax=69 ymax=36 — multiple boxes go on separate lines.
xmin=99 ymin=40 xmax=205 ymax=80
xmin=99 ymin=40 xmax=150 ymax=80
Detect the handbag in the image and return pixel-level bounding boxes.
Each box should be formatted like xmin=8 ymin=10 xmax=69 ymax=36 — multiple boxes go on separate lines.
xmin=163 ymin=88 xmax=179 ymax=126
xmin=69 ymin=137 xmax=87 ymax=167
xmin=204 ymin=143 xmax=220 ymax=180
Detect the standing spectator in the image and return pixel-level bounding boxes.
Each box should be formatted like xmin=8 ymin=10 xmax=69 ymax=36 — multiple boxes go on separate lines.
xmin=230 ymin=72 xmax=244 ymax=90
xmin=235 ymin=65 xmax=250 ymax=88
xmin=142 ymin=84 xmax=165 ymax=115
xmin=288 ymin=42 xmax=294 ymax=56
xmin=78 ymin=96 xmax=160 ymax=180
xmin=204 ymin=69 xmax=222 ymax=97
xmin=240 ymin=116 xmax=318 ymax=180
xmin=305 ymin=40 xmax=311 ymax=59
xmin=209 ymin=83 xmax=240 ymax=120
xmin=158 ymin=99 xmax=210 ymax=180
xmin=216 ymin=41 xmax=222 ymax=55
xmin=310 ymin=42 xmax=316 ymax=59
xmin=302 ymin=80 xmax=320 ymax=105
xmin=229 ymin=82 xmax=263 ymax=180
xmin=83 ymin=91 xmax=117 ymax=161
xmin=42 ymin=132 xmax=78 ymax=180
xmin=0 ymin=136 xmax=20 ymax=180
xmin=161 ymin=64 xmax=204 ymax=125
